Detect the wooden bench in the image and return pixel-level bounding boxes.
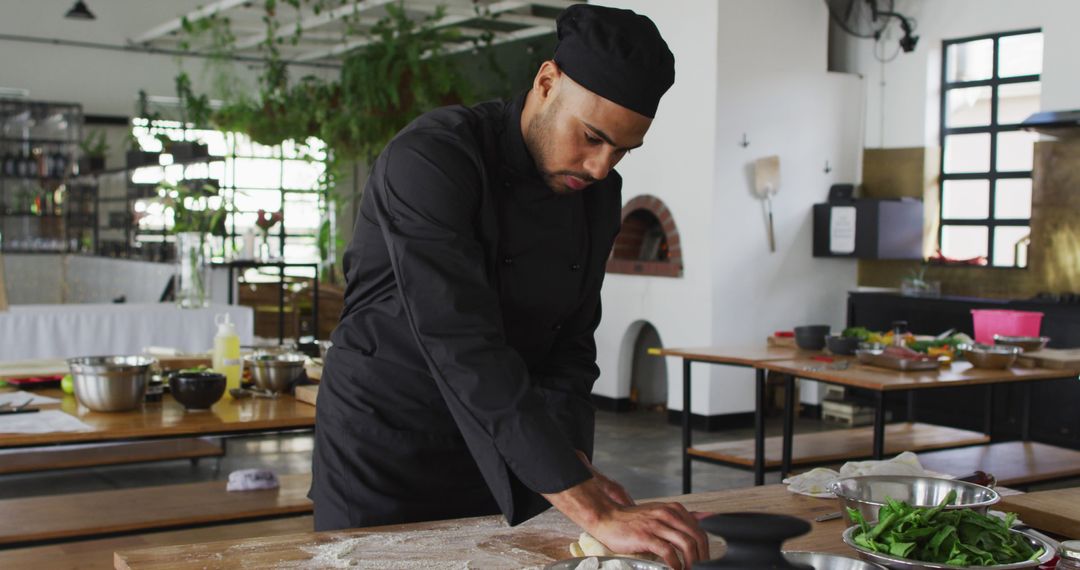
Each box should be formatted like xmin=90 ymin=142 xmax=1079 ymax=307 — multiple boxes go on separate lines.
xmin=0 ymin=472 xmax=312 ymax=547
xmin=0 ymin=438 xmax=223 ymax=476
xmin=918 ymin=441 xmax=1080 ymax=487
xmin=1 ymin=516 xmax=313 ymax=570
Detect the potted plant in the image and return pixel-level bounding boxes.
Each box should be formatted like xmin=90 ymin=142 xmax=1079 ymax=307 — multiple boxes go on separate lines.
xmin=78 ymin=130 xmax=108 ymax=173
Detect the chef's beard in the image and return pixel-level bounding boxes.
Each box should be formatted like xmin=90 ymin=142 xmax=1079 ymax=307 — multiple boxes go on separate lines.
xmin=525 ymin=95 xmax=595 ymax=194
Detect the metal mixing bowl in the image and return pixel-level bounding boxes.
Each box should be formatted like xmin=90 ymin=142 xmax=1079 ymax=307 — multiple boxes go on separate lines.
xmin=784 ymin=551 xmax=886 ymax=569
xmin=993 ymin=336 xmax=1050 ymax=353
xmin=958 ymin=343 xmax=1021 ymax=369
xmin=829 ymin=476 xmax=999 ymax=526
xmin=245 ymin=352 xmax=307 ymax=393
xmin=842 ymin=524 xmax=1054 ymax=569
xmin=67 ymin=355 xmax=157 ymax=412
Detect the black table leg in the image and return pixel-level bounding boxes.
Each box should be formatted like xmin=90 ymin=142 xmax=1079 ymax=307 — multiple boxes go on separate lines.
xmin=873 ymin=390 xmax=886 ymax=459
xmin=781 ymin=374 xmax=795 ymax=480
xmin=682 ymin=358 xmax=692 ymax=494
xmin=312 ymin=265 xmax=320 ymax=341
xmin=227 ymin=266 xmax=235 ymax=305
xmin=906 ymin=391 xmax=915 ymax=422
xmin=1021 ymin=382 xmax=1032 ymax=441
xmin=754 ymin=368 xmax=766 ymax=486
xmin=983 ymin=385 xmax=994 ymax=440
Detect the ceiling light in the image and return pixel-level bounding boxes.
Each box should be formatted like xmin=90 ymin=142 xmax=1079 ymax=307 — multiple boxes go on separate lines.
xmin=65 ymin=1 xmax=96 ymax=20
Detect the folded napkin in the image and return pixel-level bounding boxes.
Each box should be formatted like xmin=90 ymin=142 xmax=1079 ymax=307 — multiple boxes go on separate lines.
xmin=226 ymin=468 xmax=280 ymax=492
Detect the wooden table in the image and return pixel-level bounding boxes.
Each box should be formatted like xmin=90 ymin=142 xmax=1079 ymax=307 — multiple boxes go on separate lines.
xmin=653 ymin=346 xmax=803 ymax=490
xmin=0 ymin=388 xmax=315 ymax=451
xmin=760 ymin=358 xmax=1078 ymax=480
xmin=114 ymin=484 xmax=848 ymax=569
xmin=657 ymin=346 xmax=1079 ymax=493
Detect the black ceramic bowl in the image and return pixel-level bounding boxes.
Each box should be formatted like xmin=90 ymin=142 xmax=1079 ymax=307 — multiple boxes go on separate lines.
xmin=825 ymin=334 xmax=859 ymax=356
xmin=793 ymin=325 xmax=830 ymax=351
xmin=169 ymin=371 xmax=226 ymax=410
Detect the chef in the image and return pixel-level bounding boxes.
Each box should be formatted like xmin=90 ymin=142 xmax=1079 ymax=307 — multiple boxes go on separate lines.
xmin=310 ymin=4 xmax=707 ymax=568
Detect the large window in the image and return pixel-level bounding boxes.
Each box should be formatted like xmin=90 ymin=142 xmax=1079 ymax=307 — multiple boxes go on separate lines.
xmin=129 ymin=119 xmax=327 ymax=268
xmin=939 ymin=29 xmax=1042 ymax=267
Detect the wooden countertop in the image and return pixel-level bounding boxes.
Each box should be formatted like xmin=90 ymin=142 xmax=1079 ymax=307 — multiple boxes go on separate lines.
xmin=0 ymin=388 xmax=315 ymax=449
xmin=653 ymin=345 xmax=804 ymax=366
xmin=761 ymin=358 xmax=1078 ymax=391
xmin=115 ymin=484 xmax=849 ymax=569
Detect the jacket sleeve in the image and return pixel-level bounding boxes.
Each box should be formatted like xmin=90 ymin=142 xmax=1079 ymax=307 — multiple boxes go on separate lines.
xmin=368 ymin=129 xmax=592 ymax=499
xmin=532 ymin=286 xmax=603 ymax=459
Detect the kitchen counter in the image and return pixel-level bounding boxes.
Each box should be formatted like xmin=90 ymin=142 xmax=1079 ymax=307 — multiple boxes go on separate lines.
xmin=114 ymin=484 xmax=847 ymax=569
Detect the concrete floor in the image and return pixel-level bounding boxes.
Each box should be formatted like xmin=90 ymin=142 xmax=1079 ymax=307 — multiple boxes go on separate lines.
xmin=1 ymin=409 xmax=1073 ymax=502
xmin=0 ymin=410 xmax=820 ymax=501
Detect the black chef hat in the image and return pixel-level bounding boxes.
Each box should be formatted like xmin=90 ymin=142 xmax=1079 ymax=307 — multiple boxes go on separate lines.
xmin=552 ymin=4 xmax=675 ymax=118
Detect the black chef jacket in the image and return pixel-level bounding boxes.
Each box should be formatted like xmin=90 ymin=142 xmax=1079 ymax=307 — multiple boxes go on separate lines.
xmin=310 ymin=91 xmax=623 ymax=530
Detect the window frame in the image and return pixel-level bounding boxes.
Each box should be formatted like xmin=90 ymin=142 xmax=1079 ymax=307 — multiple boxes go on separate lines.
xmin=938 ymin=28 xmax=1041 ymax=268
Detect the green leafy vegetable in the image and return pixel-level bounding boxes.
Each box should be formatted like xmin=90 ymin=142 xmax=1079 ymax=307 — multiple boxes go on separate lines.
xmin=842 ymin=327 xmax=873 ymax=341
xmin=848 ymin=490 xmax=1044 ymax=566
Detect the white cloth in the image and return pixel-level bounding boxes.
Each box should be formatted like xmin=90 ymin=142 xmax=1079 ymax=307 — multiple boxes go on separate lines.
xmin=0 ymin=303 xmax=253 ymax=360
xmin=784 ymin=451 xmax=952 ymax=497
xmin=226 ymin=468 xmax=280 ymax=492
xmin=0 ymin=410 xmax=93 ymax=434
xmin=0 ymin=391 xmax=60 ymax=407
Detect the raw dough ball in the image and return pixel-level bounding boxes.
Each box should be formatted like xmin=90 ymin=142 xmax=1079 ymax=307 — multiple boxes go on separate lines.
xmin=570 ymin=533 xmax=616 ymax=558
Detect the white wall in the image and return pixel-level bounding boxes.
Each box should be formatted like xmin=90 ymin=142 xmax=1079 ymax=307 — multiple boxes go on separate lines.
xmin=589 ymin=1 xmax=720 ymax=416
xmin=840 ymin=0 xmax=1080 ymax=148
xmin=590 ymin=0 xmax=862 ymax=416
xmin=707 ymin=0 xmax=862 ymax=414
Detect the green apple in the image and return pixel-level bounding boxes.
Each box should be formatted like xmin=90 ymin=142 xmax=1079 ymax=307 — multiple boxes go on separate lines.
xmin=61 ymin=374 xmax=74 ymax=394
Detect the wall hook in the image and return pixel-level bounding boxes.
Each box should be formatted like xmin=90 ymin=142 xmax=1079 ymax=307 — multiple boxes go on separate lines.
xmin=824 ymin=160 xmax=832 ymax=174
xmin=739 ymin=133 xmax=750 ymax=148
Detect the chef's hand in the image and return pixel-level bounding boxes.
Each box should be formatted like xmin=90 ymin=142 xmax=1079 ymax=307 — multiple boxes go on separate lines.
xmin=543 ymin=477 xmax=709 ymax=570
xmin=575 ymin=450 xmax=634 ymax=507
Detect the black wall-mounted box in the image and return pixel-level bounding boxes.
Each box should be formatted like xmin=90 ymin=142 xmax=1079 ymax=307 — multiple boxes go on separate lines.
xmin=813 ymin=198 xmax=923 ymax=260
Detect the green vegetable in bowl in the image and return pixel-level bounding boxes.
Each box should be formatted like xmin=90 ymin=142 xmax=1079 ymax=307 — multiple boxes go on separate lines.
xmin=847 ymin=490 xmax=1044 ymax=566
xmin=842 ymin=327 xmax=873 ymax=341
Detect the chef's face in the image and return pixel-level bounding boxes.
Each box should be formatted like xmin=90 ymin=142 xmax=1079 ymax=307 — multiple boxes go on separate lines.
xmin=524 ymin=61 xmax=652 ymax=193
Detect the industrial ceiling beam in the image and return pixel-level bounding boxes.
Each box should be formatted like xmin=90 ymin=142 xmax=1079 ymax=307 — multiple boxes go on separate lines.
xmin=130 ymin=0 xmax=250 ymax=44
xmin=291 ymin=0 xmax=531 ymax=63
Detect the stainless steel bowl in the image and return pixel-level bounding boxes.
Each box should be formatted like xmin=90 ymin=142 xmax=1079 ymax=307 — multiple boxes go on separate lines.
xmin=245 ymin=352 xmax=306 ymax=393
xmin=67 ymin=355 xmax=157 ymax=412
xmin=993 ymin=336 xmax=1050 ymax=353
xmin=784 ymin=551 xmax=886 ymax=570
xmin=829 ymin=476 xmax=999 ymax=526
xmin=958 ymin=343 xmax=1021 ymax=369
xmin=842 ymin=524 xmax=1055 ymax=569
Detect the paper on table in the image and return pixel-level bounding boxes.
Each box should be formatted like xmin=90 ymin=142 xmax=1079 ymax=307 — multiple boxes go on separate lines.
xmin=0 ymin=391 xmax=61 ymax=407
xmin=0 ymin=410 xmax=93 ymax=434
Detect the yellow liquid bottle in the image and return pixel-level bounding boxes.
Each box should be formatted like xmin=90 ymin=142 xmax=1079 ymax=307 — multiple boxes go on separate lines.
xmin=212 ymin=313 xmax=242 ymax=396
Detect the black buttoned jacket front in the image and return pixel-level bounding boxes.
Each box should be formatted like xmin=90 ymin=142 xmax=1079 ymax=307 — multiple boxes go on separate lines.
xmin=310 ymin=92 xmax=623 ymax=529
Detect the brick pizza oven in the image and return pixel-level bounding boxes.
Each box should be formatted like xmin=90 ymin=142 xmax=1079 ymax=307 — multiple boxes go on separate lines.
xmin=606 ymin=194 xmax=683 ymax=278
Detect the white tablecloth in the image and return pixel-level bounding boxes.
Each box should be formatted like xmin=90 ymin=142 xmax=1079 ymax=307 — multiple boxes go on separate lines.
xmin=0 ymin=303 xmax=253 ymax=360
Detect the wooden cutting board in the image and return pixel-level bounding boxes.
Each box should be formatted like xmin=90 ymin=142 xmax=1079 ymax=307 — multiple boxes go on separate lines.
xmin=294 ymin=384 xmax=318 ymax=406
xmin=999 ymin=487 xmax=1080 ymax=539
xmin=1017 ymin=348 xmax=1080 ymax=370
